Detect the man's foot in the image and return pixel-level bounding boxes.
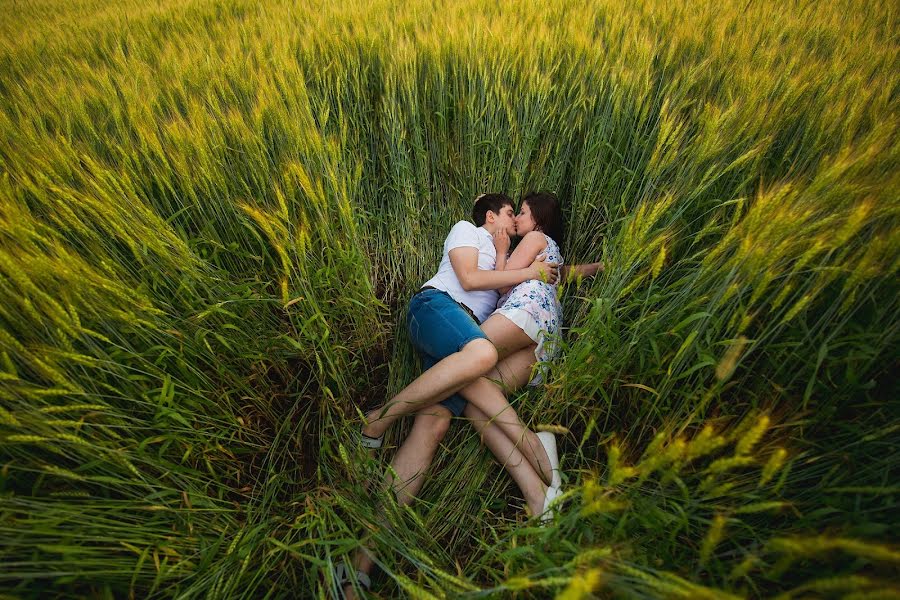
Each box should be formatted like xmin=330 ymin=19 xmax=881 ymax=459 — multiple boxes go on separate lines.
xmin=359 ymin=427 xmax=384 ymax=449
xmin=359 ymin=411 xmax=384 ymax=449
xmin=334 ymin=561 xmax=371 ymax=598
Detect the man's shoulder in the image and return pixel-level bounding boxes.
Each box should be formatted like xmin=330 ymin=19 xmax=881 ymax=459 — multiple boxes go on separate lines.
xmin=445 ymin=220 xmax=480 ymax=246
xmin=448 ymin=220 xmax=477 ymax=235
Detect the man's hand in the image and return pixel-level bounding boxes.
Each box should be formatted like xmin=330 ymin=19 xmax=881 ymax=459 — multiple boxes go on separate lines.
xmin=530 ymin=253 xmax=559 ymax=284
xmin=492 ymin=229 xmax=511 ymax=256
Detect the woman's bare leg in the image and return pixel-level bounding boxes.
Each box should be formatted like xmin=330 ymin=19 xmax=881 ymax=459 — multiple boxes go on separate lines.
xmin=458 ymin=346 xmax=552 ymax=485
xmin=464 ymin=401 xmax=547 ymax=516
xmin=479 ymin=313 xmax=536 ymax=360
xmin=347 ymin=317 xmax=544 ymax=594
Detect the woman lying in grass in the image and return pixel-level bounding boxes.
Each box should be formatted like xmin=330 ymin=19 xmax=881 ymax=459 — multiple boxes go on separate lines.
xmin=457 ymin=192 xmax=604 ymax=519
xmin=462 ymin=191 xmax=602 ymax=517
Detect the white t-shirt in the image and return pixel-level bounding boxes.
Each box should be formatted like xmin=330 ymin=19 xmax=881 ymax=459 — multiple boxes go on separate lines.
xmin=421 ymin=221 xmax=500 ymax=323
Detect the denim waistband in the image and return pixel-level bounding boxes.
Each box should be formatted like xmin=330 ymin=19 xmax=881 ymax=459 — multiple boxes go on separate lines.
xmin=416 ymin=286 xmax=477 ymax=323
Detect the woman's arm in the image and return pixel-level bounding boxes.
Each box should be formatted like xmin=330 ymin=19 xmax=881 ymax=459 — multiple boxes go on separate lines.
xmin=560 ymin=261 xmax=605 ymax=282
xmin=506 ymin=232 xmax=548 ymax=270
xmin=497 ymin=232 xmax=548 ymax=294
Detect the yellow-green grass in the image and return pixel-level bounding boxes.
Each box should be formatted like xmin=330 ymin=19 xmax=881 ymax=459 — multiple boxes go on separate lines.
xmin=1 ymin=0 xmax=897 ymax=597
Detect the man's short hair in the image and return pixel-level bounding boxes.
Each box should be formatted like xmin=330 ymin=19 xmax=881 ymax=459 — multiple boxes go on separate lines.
xmin=472 ymin=193 xmax=513 ymax=227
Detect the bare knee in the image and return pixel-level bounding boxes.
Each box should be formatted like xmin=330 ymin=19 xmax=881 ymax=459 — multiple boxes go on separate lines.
xmin=425 ymin=414 xmax=451 ymax=442
xmin=413 ymin=407 xmax=452 ymax=445
xmin=462 ymin=338 xmax=498 ymax=375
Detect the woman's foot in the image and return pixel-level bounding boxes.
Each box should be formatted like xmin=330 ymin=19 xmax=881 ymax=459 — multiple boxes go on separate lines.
xmin=527 ymin=481 xmax=562 ymax=523
xmin=536 ymin=431 xmax=561 ymax=487
xmin=540 ymin=483 xmax=562 ymax=524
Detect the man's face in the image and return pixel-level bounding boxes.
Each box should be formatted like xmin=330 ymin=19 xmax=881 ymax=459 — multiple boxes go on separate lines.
xmin=493 ymin=203 xmax=516 ymax=236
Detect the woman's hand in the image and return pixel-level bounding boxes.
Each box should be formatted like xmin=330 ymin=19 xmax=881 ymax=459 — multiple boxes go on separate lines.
xmin=560 ymin=261 xmax=605 ymax=282
xmin=492 ymin=229 xmax=511 ymax=256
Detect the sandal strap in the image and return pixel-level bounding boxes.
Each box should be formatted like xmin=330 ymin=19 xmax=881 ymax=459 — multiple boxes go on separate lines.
xmin=356 ymin=570 xmax=371 ymax=589
xmin=335 ymin=561 xmax=371 ymax=590
xmin=360 ymin=430 xmax=384 ymax=449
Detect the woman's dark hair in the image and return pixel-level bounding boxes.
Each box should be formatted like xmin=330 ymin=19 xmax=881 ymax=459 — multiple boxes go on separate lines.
xmin=521 ymin=191 xmax=563 ymax=243
xmin=472 ymin=193 xmax=513 ymax=227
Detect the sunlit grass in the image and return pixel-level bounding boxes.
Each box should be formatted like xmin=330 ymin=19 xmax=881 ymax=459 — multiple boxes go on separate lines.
xmin=1 ymin=0 xmax=897 ymax=597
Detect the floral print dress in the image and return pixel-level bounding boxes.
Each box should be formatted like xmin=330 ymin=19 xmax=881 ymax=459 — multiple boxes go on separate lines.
xmin=493 ymin=233 xmax=564 ymax=385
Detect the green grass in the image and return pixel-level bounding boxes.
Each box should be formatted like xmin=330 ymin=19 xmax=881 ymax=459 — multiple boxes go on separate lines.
xmin=1 ymin=0 xmax=898 ymax=597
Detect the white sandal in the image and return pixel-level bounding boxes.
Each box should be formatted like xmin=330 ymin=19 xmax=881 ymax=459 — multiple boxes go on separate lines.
xmin=334 ymin=561 xmax=371 ymax=594
xmin=536 ymin=431 xmax=561 ymax=488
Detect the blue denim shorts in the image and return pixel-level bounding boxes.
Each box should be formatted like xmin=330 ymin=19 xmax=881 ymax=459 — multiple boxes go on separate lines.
xmin=406 ymin=288 xmax=488 ymax=417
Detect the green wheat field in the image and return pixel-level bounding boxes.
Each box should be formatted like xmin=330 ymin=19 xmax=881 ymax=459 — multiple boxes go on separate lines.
xmin=1 ymin=0 xmax=898 ymax=597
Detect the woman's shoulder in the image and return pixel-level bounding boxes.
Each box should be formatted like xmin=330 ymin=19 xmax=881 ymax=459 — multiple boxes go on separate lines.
xmin=522 ymin=230 xmax=549 ymax=248
xmin=544 ymin=234 xmax=563 ymax=262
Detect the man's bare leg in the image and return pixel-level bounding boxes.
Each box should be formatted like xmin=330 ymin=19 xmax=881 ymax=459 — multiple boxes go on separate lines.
xmin=383 ymin=406 xmax=453 ymax=504
xmin=362 ymin=311 xmax=534 ymax=440
xmin=345 ymin=406 xmax=453 ymax=597
xmin=362 ymin=339 xmax=496 ymax=439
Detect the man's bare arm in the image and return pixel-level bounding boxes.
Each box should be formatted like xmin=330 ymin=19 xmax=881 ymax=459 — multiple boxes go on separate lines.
xmin=449 ymin=247 xmax=558 ymax=291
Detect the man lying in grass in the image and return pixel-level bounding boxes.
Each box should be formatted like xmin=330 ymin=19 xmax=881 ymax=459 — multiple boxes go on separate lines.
xmin=337 ymin=193 xmax=602 ymax=596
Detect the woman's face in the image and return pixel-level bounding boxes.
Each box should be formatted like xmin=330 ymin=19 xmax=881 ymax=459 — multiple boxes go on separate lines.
xmin=515 ymin=201 xmax=537 ymax=236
